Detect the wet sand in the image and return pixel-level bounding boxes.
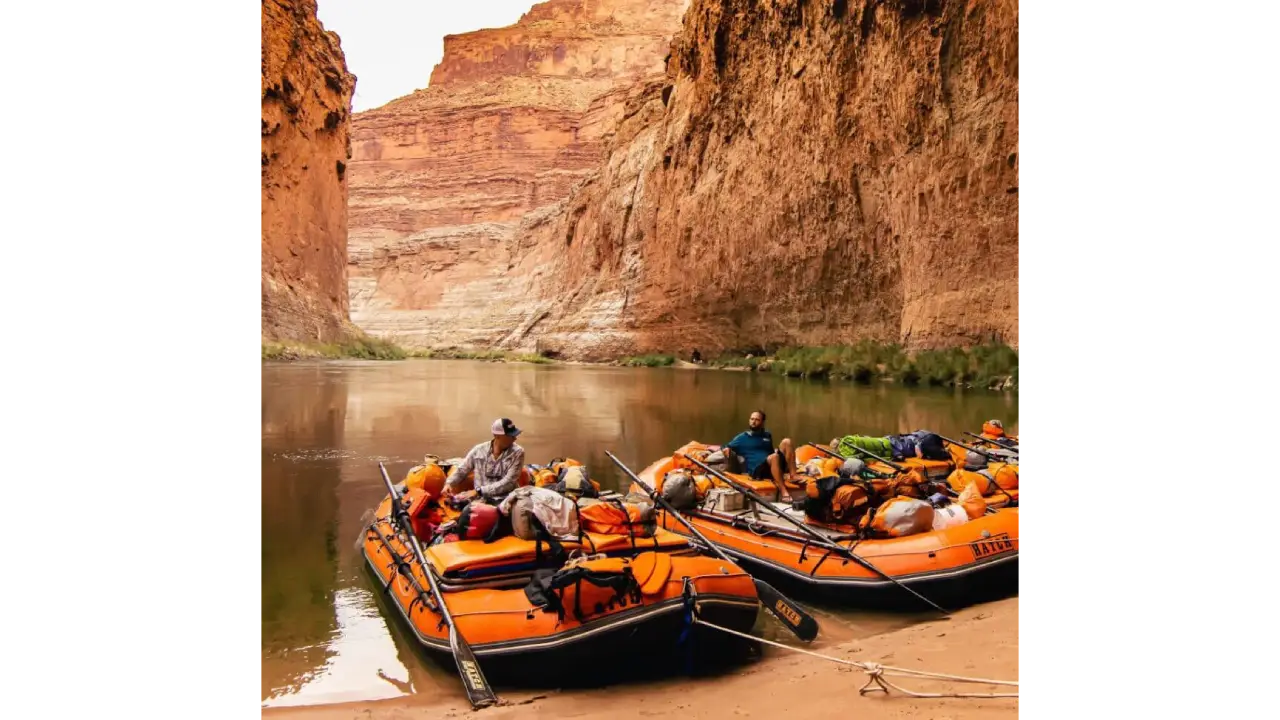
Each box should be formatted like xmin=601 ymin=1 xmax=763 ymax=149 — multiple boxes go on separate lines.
xmin=264 ymin=597 xmax=1017 ymax=720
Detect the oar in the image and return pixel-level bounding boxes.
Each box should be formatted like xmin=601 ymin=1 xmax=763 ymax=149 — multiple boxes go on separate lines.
xmin=965 ymin=431 xmax=1018 ymax=452
xmin=605 ymin=451 xmax=819 ymax=642
xmin=686 ymin=456 xmax=951 ymax=617
xmin=936 ymin=430 xmax=1013 ymax=458
xmin=809 ymin=441 xmax=906 ymax=473
xmin=378 ymin=462 xmax=498 ymax=709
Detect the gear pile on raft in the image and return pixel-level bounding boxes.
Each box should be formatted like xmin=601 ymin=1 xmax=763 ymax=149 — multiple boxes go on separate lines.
xmin=640 ymin=419 xmax=1019 ymax=608
xmin=357 ymin=416 xmax=1018 ymax=707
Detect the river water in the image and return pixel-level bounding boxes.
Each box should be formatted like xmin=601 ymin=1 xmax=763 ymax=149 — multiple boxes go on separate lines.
xmin=261 ymin=359 xmax=1018 ymax=708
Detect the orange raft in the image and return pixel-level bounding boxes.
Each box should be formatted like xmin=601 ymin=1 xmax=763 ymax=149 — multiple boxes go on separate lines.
xmin=360 ymin=494 xmax=761 ymax=676
xmin=632 ymin=443 xmax=1019 ymax=609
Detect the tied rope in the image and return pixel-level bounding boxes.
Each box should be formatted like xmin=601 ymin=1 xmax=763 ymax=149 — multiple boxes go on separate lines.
xmin=693 ymin=617 xmax=1018 ymax=699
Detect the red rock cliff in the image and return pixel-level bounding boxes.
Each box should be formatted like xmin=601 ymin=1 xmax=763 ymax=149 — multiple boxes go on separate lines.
xmin=262 ymin=0 xmax=356 ymax=343
xmin=351 ymin=0 xmax=1017 ymax=359
xmin=346 ymin=0 xmax=690 ymax=344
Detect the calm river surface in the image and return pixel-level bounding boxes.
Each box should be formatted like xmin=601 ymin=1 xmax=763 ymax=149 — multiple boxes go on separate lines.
xmin=261 ymin=359 xmax=1018 ymax=707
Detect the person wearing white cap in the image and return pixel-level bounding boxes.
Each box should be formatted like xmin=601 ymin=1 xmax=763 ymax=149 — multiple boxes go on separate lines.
xmin=441 ymin=418 xmax=526 ymax=503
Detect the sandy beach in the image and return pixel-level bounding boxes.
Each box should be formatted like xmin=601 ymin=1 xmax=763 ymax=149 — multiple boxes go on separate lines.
xmin=265 ymin=596 xmax=1017 ymax=720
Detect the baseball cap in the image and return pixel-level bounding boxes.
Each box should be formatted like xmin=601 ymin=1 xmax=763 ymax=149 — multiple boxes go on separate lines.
xmin=491 ymin=418 xmax=522 ymax=437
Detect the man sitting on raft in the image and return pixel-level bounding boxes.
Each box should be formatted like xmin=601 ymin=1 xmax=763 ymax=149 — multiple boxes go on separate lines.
xmin=441 ymin=418 xmax=526 ymax=504
xmin=722 ymin=410 xmax=799 ymax=499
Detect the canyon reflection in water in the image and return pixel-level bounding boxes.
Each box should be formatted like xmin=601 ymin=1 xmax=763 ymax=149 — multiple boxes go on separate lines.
xmin=261 ymin=359 xmax=1018 ymax=707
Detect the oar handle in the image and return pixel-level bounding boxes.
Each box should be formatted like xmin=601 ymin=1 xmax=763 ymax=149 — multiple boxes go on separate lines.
xmin=937 ymin=434 xmax=1003 ymax=461
xmin=965 ymin=431 xmax=1018 ymax=452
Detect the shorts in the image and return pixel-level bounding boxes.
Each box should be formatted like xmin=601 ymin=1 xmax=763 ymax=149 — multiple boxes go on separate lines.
xmin=750 ymin=451 xmax=784 ymax=480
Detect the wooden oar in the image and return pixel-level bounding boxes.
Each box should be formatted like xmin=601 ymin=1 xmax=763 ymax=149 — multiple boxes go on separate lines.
xmin=686 ymin=455 xmax=951 ymax=617
xmin=605 ymin=451 xmax=819 ymax=642
xmin=378 ymin=462 xmax=498 ymax=709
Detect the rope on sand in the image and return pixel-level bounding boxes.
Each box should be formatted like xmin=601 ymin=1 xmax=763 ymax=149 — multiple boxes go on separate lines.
xmin=693 ymin=617 xmax=1018 ymax=699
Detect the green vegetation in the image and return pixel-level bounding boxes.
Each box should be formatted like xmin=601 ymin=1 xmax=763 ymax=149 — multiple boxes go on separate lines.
xmin=261 ymin=334 xmax=407 ymax=361
xmin=261 ymin=334 xmax=1015 ymax=389
xmin=618 ymin=354 xmax=677 ymax=367
xmin=409 ymin=348 xmax=553 ymax=364
xmin=707 ymin=341 xmax=1017 ymax=390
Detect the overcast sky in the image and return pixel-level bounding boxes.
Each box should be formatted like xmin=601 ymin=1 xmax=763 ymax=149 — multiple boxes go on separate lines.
xmin=316 ymin=0 xmax=537 ymax=112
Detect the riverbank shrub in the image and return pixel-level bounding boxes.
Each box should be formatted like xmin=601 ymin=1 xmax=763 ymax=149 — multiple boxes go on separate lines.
xmin=262 ymin=334 xmax=407 ymax=361
xmin=619 ymin=354 xmax=676 ymax=367
xmin=411 ymin=348 xmax=552 ymax=363
xmin=708 ymin=341 xmax=1016 ymax=389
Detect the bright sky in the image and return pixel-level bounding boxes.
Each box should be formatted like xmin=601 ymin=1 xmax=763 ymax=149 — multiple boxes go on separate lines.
xmin=316 ymin=0 xmax=537 ymax=112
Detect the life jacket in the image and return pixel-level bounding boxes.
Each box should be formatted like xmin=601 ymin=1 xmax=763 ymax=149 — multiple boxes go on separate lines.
xmin=405 ymin=489 xmax=444 ymax=541
xmin=455 ymin=502 xmax=503 ymax=542
xmin=947 ymin=468 xmax=1000 ymax=496
xmin=982 ymin=422 xmax=1006 ymax=439
xmin=858 ymin=496 xmax=935 ymax=538
xmin=577 ymin=498 xmax=657 ymax=541
xmin=551 ymin=465 xmax=601 ymax=499
xmin=404 ymin=458 xmax=448 ymax=496
xmin=523 ymin=555 xmax=649 ymax=622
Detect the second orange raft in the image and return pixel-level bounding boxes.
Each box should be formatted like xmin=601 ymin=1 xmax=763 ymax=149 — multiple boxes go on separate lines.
xmin=631 ymin=442 xmax=1019 ymax=610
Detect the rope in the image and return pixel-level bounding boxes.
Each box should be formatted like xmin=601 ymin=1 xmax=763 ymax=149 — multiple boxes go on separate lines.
xmin=692 ymin=617 xmax=1018 ymax=699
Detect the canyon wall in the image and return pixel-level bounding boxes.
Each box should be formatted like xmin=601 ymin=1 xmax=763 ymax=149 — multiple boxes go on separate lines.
xmin=346 ymin=0 xmax=690 ymax=345
xmin=262 ymin=0 xmax=357 ymax=343
xmin=350 ymin=0 xmax=1018 ymax=359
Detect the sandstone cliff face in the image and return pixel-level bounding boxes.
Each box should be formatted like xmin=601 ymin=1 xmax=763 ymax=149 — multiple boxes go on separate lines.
xmin=262 ymin=0 xmax=356 ymax=343
xmin=514 ymin=0 xmax=1019 ymax=359
xmin=346 ymin=0 xmax=690 ymax=345
xmin=351 ymin=0 xmax=1017 ymax=359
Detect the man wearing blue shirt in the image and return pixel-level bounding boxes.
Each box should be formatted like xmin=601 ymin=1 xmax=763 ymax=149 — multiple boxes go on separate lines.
xmin=723 ymin=410 xmax=797 ymax=499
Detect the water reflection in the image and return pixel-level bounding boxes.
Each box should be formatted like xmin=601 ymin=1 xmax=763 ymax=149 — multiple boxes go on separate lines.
xmin=261 ymin=359 xmax=1017 ymax=706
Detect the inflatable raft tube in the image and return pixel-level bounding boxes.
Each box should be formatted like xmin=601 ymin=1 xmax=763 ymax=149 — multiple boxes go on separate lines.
xmin=634 ymin=448 xmax=1018 ymax=609
xmin=360 ymin=496 xmax=762 ymax=678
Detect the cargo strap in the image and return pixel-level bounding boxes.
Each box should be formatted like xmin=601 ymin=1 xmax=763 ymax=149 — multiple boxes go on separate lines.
xmin=690 ymin=618 xmax=1018 ymax=699
xmin=605 ymin=497 xmax=660 ymax=552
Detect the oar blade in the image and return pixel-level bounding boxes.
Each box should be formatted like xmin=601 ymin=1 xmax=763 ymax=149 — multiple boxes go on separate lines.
xmin=449 ymin=623 xmax=499 ymax=709
xmin=754 ymin=578 xmax=819 ymax=642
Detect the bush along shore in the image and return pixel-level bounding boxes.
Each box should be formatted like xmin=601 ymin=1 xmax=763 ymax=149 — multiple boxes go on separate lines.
xmin=261 ymin=334 xmax=408 ymax=360
xmin=263 ymin=336 xmax=1016 ymax=390
xmin=262 ymin=338 xmax=552 ymax=364
xmin=699 ymin=341 xmax=1018 ymax=390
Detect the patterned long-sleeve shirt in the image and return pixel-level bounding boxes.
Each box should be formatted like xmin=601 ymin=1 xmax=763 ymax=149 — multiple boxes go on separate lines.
xmin=445 ymin=440 xmax=526 ymax=502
